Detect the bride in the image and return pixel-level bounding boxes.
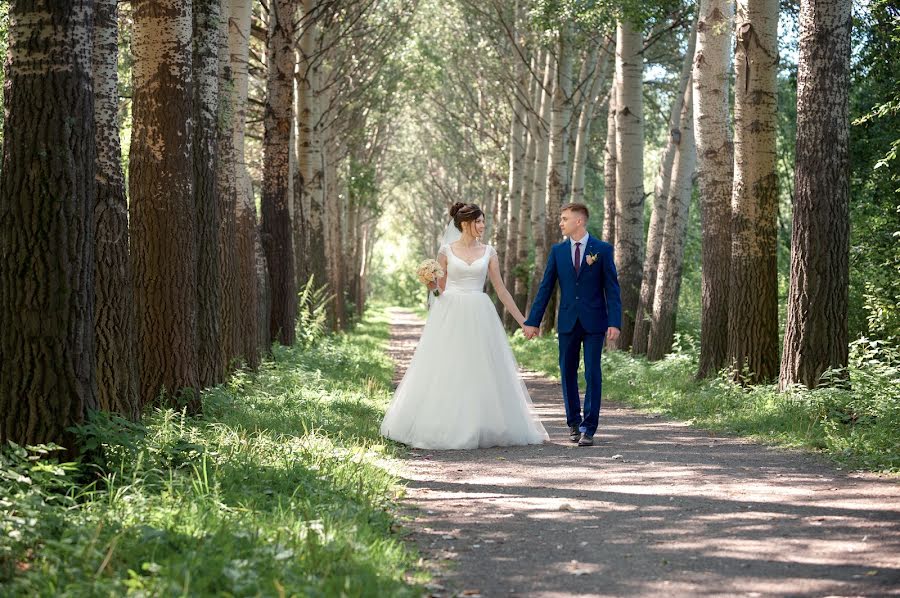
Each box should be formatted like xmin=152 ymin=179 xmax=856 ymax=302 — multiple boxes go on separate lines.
xmin=380 ymin=202 xmax=548 ymax=449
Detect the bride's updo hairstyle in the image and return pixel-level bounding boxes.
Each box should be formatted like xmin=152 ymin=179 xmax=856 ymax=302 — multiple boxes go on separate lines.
xmin=450 ymin=202 xmax=484 ymax=232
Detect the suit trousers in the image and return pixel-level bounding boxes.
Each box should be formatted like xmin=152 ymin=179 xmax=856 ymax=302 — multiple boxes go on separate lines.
xmin=558 ymin=318 xmax=606 ymax=436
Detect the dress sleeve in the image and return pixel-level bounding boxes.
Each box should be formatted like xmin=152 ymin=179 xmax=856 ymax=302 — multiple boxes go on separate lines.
xmin=488 ymin=245 xmax=497 ymax=259
xmin=438 ymin=244 xmax=449 ymax=258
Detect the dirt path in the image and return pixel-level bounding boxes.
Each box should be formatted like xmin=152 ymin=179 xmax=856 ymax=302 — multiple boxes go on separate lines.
xmin=386 ymin=308 xmax=900 ymax=598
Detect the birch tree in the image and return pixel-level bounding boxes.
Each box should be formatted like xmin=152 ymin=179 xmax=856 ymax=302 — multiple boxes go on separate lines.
xmin=93 ymin=0 xmax=139 ymax=418
xmin=131 ymin=0 xmax=199 ymax=409
xmin=613 ymin=18 xmax=645 ymax=349
xmin=694 ymin=0 xmax=735 ymax=378
xmin=728 ymin=0 xmax=780 ymax=383
xmin=779 ymin=0 xmax=851 ymax=389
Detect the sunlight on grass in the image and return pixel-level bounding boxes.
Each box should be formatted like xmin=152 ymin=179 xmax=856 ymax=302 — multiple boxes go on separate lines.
xmin=510 ymin=333 xmax=900 ymax=474
xmin=0 ymin=306 xmax=424 ymax=596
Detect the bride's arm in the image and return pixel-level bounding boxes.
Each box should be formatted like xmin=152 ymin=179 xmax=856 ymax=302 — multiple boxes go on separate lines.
xmin=436 ymin=253 xmax=448 ymax=292
xmin=487 ymin=252 xmax=526 ymax=327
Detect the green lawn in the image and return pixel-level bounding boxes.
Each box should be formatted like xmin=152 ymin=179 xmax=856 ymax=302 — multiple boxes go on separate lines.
xmin=510 ymin=332 xmax=900 ymax=474
xmin=1 ymin=305 xmax=423 ymax=596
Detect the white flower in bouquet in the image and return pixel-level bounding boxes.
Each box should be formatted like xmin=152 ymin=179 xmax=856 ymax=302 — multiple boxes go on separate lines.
xmin=416 ymin=259 xmax=444 ymax=297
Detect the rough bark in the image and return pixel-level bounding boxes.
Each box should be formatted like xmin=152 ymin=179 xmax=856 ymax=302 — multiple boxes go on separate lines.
xmin=230 ymin=0 xmax=260 ymax=368
xmin=262 ymin=0 xmax=297 ymax=346
xmin=778 ymin=0 xmax=851 ymax=390
xmin=93 ymin=0 xmax=139 ymax=419
xmin=217 ymin=0 xmax=240 ymax=370
xmin=0 ymin=1 xmax=98 ymax=449
xmin=613 ymin=19 xmax=646 ymax=349
xmin=633 ymin=20 xmax=697 ymax=356
xmin=131 ymin=0 xmax=199 ymax=411
xmin=647 ymin=83 xmax=697 ymax=361
xmin=694 ymin=0 xmax=735 ymax=378
xmin=728 ymin=0 xmax=780 ymax=383
xmin=194 ymin=0 xmax=224 ymax=387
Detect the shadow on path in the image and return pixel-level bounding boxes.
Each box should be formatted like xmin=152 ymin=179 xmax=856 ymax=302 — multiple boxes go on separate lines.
xmin=386 ymin=308 xmax=900 ymax=597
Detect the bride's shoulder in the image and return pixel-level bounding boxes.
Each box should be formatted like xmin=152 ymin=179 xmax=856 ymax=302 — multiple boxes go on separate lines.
xmin=485 ymin=244 xmax=497 ymax=257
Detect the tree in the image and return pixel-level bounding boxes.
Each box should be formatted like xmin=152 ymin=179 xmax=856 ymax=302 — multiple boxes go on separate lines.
xmin=633 ymin=19 xmax=697 ymax=355
xmin=217 ymin=0 xmax=240 ymax=370
xmin=195 ymin=0 xmax=225 ymax=386
xmin=602 ymin=77 xmax=617 ymax=246
xmin=93 ymin=0 xmax=139 ymax=419
xmin=727 ymin=0 xmax=780 ymax=383
xmin=613 ymin=18 xmax=646 ymax=349
xmin=130 ymin=0 xmax=199 ymax=409
xmin=262 ymin=0 xmax=298 ymax=345
xmin=779 ymin=0 xmax=851 ymax=389
xmin=1 ymin=2 xmax=98 ymax=447
xmin=694 ymin=0 xmax=734 ymax=378
xmin=647 ymin=82 xmax=697 ymax=360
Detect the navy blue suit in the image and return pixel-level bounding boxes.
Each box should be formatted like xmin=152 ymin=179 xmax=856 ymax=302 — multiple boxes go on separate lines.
xmin=525 ymin=236 xmax=621 ymax=436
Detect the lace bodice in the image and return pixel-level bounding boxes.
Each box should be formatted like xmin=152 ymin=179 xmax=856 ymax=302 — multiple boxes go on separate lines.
xmin=438 ymin=243 xmax=496 ymax=294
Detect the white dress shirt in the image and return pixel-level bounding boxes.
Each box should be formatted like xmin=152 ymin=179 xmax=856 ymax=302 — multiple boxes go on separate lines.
xmin=569 ymin=232 xmax=590 ymax=269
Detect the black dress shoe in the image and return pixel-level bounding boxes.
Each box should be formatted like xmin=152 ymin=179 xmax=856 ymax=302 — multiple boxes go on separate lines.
xmin=578 ymin=433 xmax=594 ymax=446
xmin=569 ymin=426 xmax=580 ymax=442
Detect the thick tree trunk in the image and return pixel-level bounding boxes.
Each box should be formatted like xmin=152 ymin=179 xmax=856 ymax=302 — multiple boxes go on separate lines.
xmin=131 ymin=0 xmax=199 ymax=411
xmin=728 ymin=0 xmax=780 ymax=383
xmin=93 ymin=0 xmax=139 ymax=419
xmin=527 ymin=52 xmax=555 ymax=310
xmin=262 ymin=0 xmax=297 ymax=346
xmin=602 ymin=82 xmax=617 ymax=246
xmin=293 ymin=4 xmax=315 ymax=289
xmin=230 ymin=0 xmax=260 ymax=369
xmin=694 ymin=0 xmax=735 ymax=379
xmin=541 ymin=24 xmax=573 ymax=336
xmin=633 ymin=20 xmax=697 ymax=356
xmin=194 ymin=0 xmax=224 ymax=387
xmin=217 ymin=0 xmax=240 ymax=371
xmin=571 ymin=40 xmax=613 ymax=205
xmin=613 ymin=20 xmax=646 ymax=350
xmin=647 ymin=83 xmax=697 ymax=361
xmin=779 ymin=0 xmax=851 ymax=390
xmin=0 ymin=2 xmax=98 ymax=448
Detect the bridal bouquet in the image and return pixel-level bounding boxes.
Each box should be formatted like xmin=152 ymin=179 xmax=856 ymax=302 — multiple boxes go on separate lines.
xmin=416 ymin=259 xmax=444 ymax=297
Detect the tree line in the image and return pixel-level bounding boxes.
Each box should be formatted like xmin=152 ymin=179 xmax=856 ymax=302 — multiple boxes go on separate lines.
xmin=388 ymin=0 xmax=861 ymax=389
xmin=0 ymin=0 xmax=412 ymax=451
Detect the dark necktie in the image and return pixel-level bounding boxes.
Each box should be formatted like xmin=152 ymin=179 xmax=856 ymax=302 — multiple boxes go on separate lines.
xmin=574 ymin=242 xmax=581 ymax=274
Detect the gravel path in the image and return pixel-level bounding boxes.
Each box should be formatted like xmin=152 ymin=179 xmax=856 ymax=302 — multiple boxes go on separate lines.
xmin=385 ymin=308 xmax=900 ymax=598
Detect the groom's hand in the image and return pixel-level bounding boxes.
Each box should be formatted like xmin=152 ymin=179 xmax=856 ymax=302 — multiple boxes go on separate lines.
xmin=607 ymin=327 xmax=620 ymax=342
xmin=523 ymin=325 xmax=540 ymax=340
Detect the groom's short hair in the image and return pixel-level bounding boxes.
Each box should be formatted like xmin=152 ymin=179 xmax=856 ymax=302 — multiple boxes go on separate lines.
xmin=562 ymin=203 xmax=589 ymax=221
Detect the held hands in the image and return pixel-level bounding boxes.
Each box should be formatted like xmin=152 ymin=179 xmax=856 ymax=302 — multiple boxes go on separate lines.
xmin=522 ymin=325 xmax=540 ymax=340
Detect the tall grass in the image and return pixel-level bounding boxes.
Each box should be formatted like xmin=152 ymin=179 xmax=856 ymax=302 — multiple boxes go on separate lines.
xmin=1 ymin=305 xmax=423 ymax=596
xmin=511 ymin=332 xmax=900 ymax=473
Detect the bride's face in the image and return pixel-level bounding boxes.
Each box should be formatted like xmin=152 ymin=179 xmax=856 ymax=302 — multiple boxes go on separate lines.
xmin=465 ymin=215 xmax=486 ymax=239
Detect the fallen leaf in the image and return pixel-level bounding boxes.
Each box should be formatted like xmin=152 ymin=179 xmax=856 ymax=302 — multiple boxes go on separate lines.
xmin=611 ymin=454 xmax=623 ymax=460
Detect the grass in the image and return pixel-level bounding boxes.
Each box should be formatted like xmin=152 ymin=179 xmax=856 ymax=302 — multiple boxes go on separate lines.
xmin=510 ymin=331 xmax=900 ymax=474
xmin=0 ymin=304 xmax=424 ymax=596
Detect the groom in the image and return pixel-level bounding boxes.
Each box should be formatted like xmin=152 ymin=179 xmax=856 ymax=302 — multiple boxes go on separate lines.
xmin=523 ymin=203 xmax=621 ymax=446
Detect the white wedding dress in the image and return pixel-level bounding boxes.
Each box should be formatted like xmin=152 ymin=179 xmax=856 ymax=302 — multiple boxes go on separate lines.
xmin=380 ymin=243 xmax=548 ymax=450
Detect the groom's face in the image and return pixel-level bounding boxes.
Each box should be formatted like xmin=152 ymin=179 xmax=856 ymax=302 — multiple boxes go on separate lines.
xmin=559 ymin=211 xmax=584 ymax=238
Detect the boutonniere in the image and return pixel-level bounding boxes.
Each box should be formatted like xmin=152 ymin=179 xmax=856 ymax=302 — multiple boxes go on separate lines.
xmin=585 ymin=253 xmax=599 ymax=266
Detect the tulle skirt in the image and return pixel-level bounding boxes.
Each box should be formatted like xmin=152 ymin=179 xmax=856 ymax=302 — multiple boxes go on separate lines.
xmin=381 ymin=291 xmax=549 ymax=450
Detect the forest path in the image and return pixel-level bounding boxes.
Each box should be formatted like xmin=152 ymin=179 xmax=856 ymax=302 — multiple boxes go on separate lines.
xmin=385 ymin=308 xmax=900 ymax=597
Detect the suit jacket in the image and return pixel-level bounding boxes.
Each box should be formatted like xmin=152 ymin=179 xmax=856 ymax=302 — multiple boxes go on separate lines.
xmin=525 ymin=235 xmax=622 ymax=334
